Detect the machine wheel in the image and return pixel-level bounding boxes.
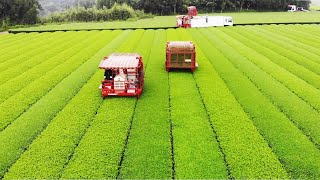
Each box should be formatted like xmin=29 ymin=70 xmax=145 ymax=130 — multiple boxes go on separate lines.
xmin=102 ymin=91 xmax=108 ymax=98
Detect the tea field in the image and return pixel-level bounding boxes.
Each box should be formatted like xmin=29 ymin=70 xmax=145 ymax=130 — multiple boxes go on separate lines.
xmin=0 ymin=24 xmax=320 ymax=179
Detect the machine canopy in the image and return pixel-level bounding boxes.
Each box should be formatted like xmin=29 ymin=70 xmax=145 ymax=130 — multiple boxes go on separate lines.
xmin=167 ymin=41 xmax=195 ymax=52
xmin=99 ymin=53 xmax=140 ymax=69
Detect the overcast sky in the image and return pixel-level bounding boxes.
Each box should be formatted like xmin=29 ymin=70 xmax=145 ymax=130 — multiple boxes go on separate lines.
xmin=312 ymin=0 xmax=320 ymax=5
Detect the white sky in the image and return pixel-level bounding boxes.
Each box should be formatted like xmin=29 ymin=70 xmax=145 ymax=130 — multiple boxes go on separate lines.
xmin=312 ymin=0 xmax=320 ymax=5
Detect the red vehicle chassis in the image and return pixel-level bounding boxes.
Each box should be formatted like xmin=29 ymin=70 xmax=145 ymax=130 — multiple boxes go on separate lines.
xmin=165 ymin=41 xmax=197 ymax=72
xmin=99 ymin=53 xmax=144 ymax=98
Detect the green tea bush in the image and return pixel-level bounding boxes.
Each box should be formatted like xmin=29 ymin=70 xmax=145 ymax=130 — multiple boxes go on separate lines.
xmin=236 ymin=26 xmax=320 ymax=77
xmin=195 ymin=27 xmax=320 ymax=179
xmin=42 ymin=3 xmax=151 ymax=23
xmin=0 ymin=30 xmax=123 ymax=178
xmin=200 ymin=28 xmax=320 ymax=148
xmin=62 ymin=30 xmax=147 ymax=179
xmin=189 ymin=28 xmax=289 ymax=179
xmin=0 ymin=31 xmax=105 ymax=132
xmin=211 ymin=28 xmax=320 ymax=112
xmin=222 ymin=27 xmax=320 ymax=91
xmin=3 ymin=30 xmax=144 ymax=179
xmin=118 ymin=30 xmax=173 ymax=179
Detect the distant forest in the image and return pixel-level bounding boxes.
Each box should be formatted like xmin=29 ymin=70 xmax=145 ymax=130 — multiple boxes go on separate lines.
xmin=0 ymin=0 xmax=312 ymax=28
xmin=39 ymin=0 xmax=312 ymax=16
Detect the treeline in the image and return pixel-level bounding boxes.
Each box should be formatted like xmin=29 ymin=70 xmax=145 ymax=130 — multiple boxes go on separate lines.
xmin=0 ymin=0 xmax=41 ymax=29
xmin=43 ymin=3 xmax=151 ymax=23
xmin=44 ymin=0 xmax=311 ymax=23
xmin=1 ymin=0 xmax=312 ymax=29
xmin=96 ymin=0 xmax=311 ymax=14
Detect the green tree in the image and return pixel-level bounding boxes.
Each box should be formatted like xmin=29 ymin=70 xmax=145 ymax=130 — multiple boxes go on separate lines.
xmin=96 ymin=0 xmax=114 ymax=9
xmin=206 ymin=0 xmax=217 ymax=12
xmin=0 ymin=0 xmax=41 ymax=26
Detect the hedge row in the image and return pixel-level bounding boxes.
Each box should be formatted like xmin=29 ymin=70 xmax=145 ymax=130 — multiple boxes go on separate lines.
xmin=0 ymin=33 xmax=49 ymax=59
xmin=200 ymin=27 xmax=320 ymax=148
xmin=166 ymin=28 xmax=228 ymax=178
xmin=0 ymin=33 xmax=70 ymax=80
xmin=0 ymin=34 xmax=18 ymax=45
xmin=253 ymin=25 xmax=320 ymax=58
xmin=44 ymin=3 xmax=147 ymax=23
xmin=244 ymin=26 xmax=320 ymax=71
xmin=198 ymin=27 xmax=320 ymax=179
xmin=0 ymin=32 xmax=53 ymax=65
xmin=235 ymin=26 xmax=320 ymax=77
xmin=3 ymin=30 xmax=143 ymax=178
xmin=211 ymin=28 xmax=320 ymax=113
xmin=117 ymin=29 xmax=173 ymax=179
xmin=0 ymin=33 xmax=35 ymax=50
xmin=0 ymin=30 xmax=124 ymax=178
xmin=292 ymin=24 xmax=320 ymax=35
xmin=61 ymin=30 xmax=148 ymax=178
xmin=189 ymin=28 xmax=288 ymax=179
xmin=266 ymin=25 xmax=320 ymax=48
xmin=0 ymin=31 xmax=107 ymax=132
xmin=269 ymin=24 xmax=320 ymax=49
xmin=222 ymin=27 xmax=320 ymax=91
xmin=0 ymin=32 xmax=83 ymax=103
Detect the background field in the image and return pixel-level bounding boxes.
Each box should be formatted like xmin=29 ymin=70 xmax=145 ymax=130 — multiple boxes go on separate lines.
xmin=310 ymin=4 xmax=320 ymax=10
xmin=1 ymin=24 xmax=320 ymax=179
xmin=9 ymin=11 xmax=320 ymax=32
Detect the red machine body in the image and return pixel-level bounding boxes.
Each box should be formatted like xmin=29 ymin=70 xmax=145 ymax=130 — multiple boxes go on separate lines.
xmin=99 ymin=53 xmax=144 ymax=98
xmin=176 ymin=6 xmax=233 ymax=28
xmin=176 ymin=15 xmax=191 ymax=28
xmin=187 ymin=6 xmax=198 ymax=17
xmin=176 ymin=6 xmax=197 ymax=28
xmin=165 ymin=41 xmax=197 ymax=72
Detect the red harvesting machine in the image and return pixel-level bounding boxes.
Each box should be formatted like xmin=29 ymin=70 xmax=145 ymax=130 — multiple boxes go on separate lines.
xmin=187 ymin=6 xmax=198 ymax=17
xmin=99 ymin=53 xmax=144 ymax=98
xmin=176 ymin=6 xmax=198 ymax=28
xmin=176 ymin=15 xmax=191 ymax=28
xmin=165 ymin=41 xmax=198 ymax=72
